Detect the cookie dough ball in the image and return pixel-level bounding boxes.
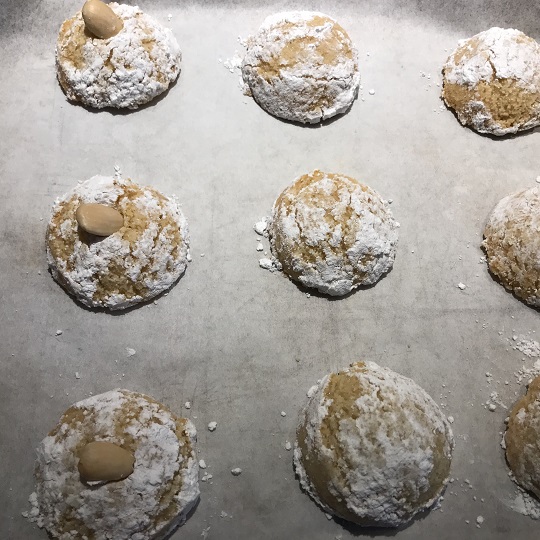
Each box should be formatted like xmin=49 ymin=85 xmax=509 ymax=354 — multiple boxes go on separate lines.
xmin=47 ymin=175 xmax=190 ymax=310
xmin=242 ymin=11 xmax=360 ymax=123
xmin=294 ymin=362 xmax=454 ymax=527
xmin=442 ymin=27 xmax=540 ymax=135
xmin=269 ymin=170 xmax=398 ymax=296
xmin=26 ymin=389 xmax=199 ymax=540
xmin=56 ymin=2 xmax=181 ymax=109
xmin=505 ymin=376 xmax=540 ymax=499
xmin=482 ymin=186 xmax=540 ymax=307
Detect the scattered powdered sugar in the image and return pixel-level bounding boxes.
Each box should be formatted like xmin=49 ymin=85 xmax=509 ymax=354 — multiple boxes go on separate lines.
xmin=513 ymin=360 xmax=540 ymax=385
xmin=294 ymin=361 xmax=454 ymax=527
xmin=56 ymin=3 xmax=181 ymax=109
xmin=485 ymin=391 xmax=507 ymax=411
xmin=508 ymin=487 xmax=540 ymax=519
xmin=223 ymin=53 xmax=243 ymax=73
xmin=512 ymin=336 xmax=540 ymax=358
xmin=241 ymin=11 xmax=360 ymax=123
xmin=254 ymin=218 xmax=269 ymax=236
xmin=222 ymin=51 xmax=248 ymax=93
xmin=258 ymin=257 xmax=281 ymax=272
xmin=25 ymin=389 xmax=199 ymax=539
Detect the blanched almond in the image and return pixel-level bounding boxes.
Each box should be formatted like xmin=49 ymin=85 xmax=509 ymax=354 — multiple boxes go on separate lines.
xmin=78 ymin=441 xmax=135 ymax=483
xmin=76 ymin=203 xmax=123 ymax=236
xmin=82 ymin=0 xmax=124 ymax=39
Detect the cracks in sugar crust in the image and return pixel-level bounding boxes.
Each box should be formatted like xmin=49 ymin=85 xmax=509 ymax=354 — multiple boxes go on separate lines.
xmin=270 ymin=171 xmax=396 ymax=293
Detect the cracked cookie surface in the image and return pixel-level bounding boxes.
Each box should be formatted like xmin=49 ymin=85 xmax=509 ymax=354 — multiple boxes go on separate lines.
xmin=241 ymin=11 xmax=360 ymax=123
xmin=25 ymin=389 xmax=199 ymax=540
xmin=294 ymin=361 xmax=454 ymax=527
xmin=269 ymin=170 xmax=398 ymax=296
xmin=47 ymin=175 xmax=189 ymax=310
xmin=442 ymin=27 xmax=540 ymax=135
xmin=56 ymin=3 xmax=181 ymax=109
xmin=482 ymin=186 xmax=540 ymax=307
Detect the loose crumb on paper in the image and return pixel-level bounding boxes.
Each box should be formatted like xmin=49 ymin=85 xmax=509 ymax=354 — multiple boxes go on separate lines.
xmin=254 ymin=218 xmax=269 ymax=236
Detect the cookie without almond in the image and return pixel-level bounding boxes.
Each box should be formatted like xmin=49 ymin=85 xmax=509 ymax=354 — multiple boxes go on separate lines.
xmin=242 ymin=11 xmax=360 ymax=123
xmin=294 ymin=361 xmax=454 ymax=527
xmin=442 ymin=27 xmax=540 ymax=135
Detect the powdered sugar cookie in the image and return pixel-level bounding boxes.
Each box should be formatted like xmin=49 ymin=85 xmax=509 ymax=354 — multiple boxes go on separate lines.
xmin=25 ymin=389 xmax=199 ymax=540
xmin=242 ymin=11 xmax=360 ymax=123
xmin=294 ymin=362 xmax=454 ymax=527
xmin=505 ymin=376 xmax=540 ymax=500
xmin=269 ymin=170 xmax=398 ymax=296
xmin=482 ymin=186 xmax=540 ymax=307
xmin=442 ymin=27 xmax=540 ymax=135
xmin=56 ymin=2 xmax=181 ymax=109
xmin=47 ymin=175 xmax=190 ymax=310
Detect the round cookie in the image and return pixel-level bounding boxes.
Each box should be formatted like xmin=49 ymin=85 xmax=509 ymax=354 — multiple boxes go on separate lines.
xmin=25 ymin=389 xmax=199 ymax=540
xmin=269 ymin=170 xmax=398 ymax=296
xmin=241 ymin=11 xmax=360 ymax=124
xmin=482 ymin=186 xmax=540 ymax=307
xmin=46 ymin=175 xmax=190 ymax=310
xmin=442 ymin=27 xmax=540 ymax=136
xmin=505 ymin=376 xmax=540 ymax=499
xmin=294 ymin=361 xmax=454 ymax=527
xmin=56 ymin=2 xmax=181 ymax=109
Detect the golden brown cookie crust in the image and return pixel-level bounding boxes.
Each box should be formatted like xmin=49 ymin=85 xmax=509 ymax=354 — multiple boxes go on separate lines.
xmin=295 ymin=362 xmax=453 ymax=527
xmin=28 ymin=389 xmax=199 ymax=540
xmin=46 ymin=175 xmax=189 ymax=310
xmin=442 ymin=28 xmax=540 ymax=135
xmin=482 ymin=186 xmax=540 ymax=307
xmin=242 ymin=11 xmax=360 ymax=123
xmin=56 ymin=3 xmax=181 ymax=109
xmin=270 ymin=170 xmax=398 ymax=296
xmin=506 ymin=377 xmax=540 ymax=498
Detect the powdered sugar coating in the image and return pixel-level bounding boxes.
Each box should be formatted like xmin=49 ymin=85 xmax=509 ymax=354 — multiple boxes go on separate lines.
xmin=56 ymin=3 xmax=181 ymax=109
xmin=241 ymin=11 xmax=360 ymax=123
xmin=482 ymin=186 xmax=540 ymax=307
xmin=25 ymin=389 xmax=199 ymax=540
xmin=46 ymin=175 xmax=190 ymax=310
xmin=442 ymin=27 xmax=540 ymax=135
xmin=269 ymin=170 xmax=398 ymax=296
xmin=294 ymin=362 xmax=454 ymax=527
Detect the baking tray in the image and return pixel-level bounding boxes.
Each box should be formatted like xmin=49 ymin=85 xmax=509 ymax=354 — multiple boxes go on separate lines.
xmin=1 ymin=1 xmax=540 ymax=538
